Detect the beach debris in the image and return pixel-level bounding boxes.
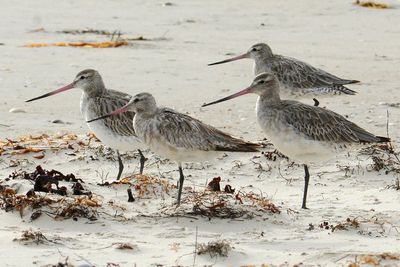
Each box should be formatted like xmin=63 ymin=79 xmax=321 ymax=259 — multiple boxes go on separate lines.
xmin=262 ymin=149 xmax=289 ymax=161
xmin=114 ymin=242 xmax=138 ymax=250
xmin=354 ymin=0 xmax=390 ymax=8
xmin=189 ymin=187 xmax=280 ymax=219
xmin=13 ymin=229 xmax=49 ymax=245
xmin=0 ymin=184 xmax=100 ymax=220
xmin=319 ymin=217 xmax=360 ymax=232
xmin=127 ymin=188 xmax=135 ymax=202
xmin=40 ymin=257 xmax=75 ymax=267
xmin=1 ymin=165 xmax=99 ymax=220
xmin=23 ymin=40 xmax=129 ymax=48
xmin=347 ymin=253 xmax=400 ymax=267
xmin=51 ymin=119 xmax=65 ymax=124
xmin=208 ymin=177 xmax=221 ymax=191
xmin=98 ymin=174 xmax=173 ymax=199
xmin=359 ymin=143 xmax=400 ymax=175
xmin=332 ymin=217 xmax=360 ymax=232
xmin=57 ymin=28 xmax=122 ymax=36
xmin=386 ymin=177 xmax=400 ymax=190
xmin=10 ymin=165 xmax=83 ymax=185
xmin=197 ymin=240 xmax=231 ymax=258
xmin=8 ymin=108 xmax=26 ymax=113
xmin=0 ymin=132 xmax=100 ymax=158
xmin=28 ymin=27 xmax=46 ymax=33
xmin=34 ymin=175 xmax=59 ymax=193
xmin=224 ymin=185 xmax=235 ymax=194
xmin=317 ymin=215 xmax=397 ymax=237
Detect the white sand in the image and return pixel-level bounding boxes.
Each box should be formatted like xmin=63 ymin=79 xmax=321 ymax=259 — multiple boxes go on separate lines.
xmin=1 ymin=0 xmax=400 ymax=266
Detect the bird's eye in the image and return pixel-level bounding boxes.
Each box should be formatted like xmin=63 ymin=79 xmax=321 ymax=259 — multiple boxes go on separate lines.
xmin=133 ymin=98 xmax=139 ymax=103
xmin=252 ymin=47 xmax=258 ymax=52
xmin=80 ymin=76 xmax=85 ymax=80
xmin=258 ymin=80 xmax=265 ymax=84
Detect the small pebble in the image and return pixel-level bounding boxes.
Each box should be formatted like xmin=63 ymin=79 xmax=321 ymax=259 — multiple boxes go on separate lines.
xmin=52 ymin=119 xmax=65 ymax=124
xmin=9 ymin=108 xmax=26 ymax=113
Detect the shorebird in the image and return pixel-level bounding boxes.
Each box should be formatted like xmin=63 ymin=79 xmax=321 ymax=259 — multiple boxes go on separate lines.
xmin=87 ymin=92 xmax=260 ymax=205
xmin=26 ymin=69 xmax=147 ymax=179
xmin=208 ymin=43 xmax=359 ymax=100
xmin=202 ymin=72 xmax=389 ymax=209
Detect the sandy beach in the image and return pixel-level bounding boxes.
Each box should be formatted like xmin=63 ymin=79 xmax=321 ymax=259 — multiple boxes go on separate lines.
xmin=1 ymin=0 xmax=400 ymax=266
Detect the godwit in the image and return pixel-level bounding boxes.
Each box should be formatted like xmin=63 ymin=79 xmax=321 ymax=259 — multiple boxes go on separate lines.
xmin=208 ymin=43 xmax=359 ymax=100
xmin=87 ymin=92 xmax=260 ymax=205
xmin=202 ymin=72 xmax=389 ymax=209
xmin=26 ymin=69 xmax=147 ymax=179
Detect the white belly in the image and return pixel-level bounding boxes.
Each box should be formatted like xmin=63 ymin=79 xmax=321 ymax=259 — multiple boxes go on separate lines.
xmin=86 ymin=120 xmax=142 ymax=152
xmin=256 ymin=100 xmax=334 ymax=164
xmin=267 ymin=127 xmax=333 ymax=163
xmin=149 ymin=141 xmax=218 ymax=163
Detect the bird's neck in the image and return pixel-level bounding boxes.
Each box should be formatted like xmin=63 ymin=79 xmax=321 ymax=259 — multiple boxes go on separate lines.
xmin=258 ymin=88 xmax=281 ymax=105
xmin=84 ymin=81 xmax=107 ymax=97
xmin=135 ymin=106 xmax=158 ymax=119
xmin=254 ymin=53 xmax=273 ymax=65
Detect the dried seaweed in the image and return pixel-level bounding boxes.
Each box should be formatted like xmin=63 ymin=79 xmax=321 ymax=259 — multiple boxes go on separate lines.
xmin=0 ymin=187 xmax=100 ymax=221
xmin=1 ymin=165 xmax=99 ymax=220
xmin=359 ymin=144 xmax=400 ymax=175
xmin=98 ymin=174 xmax=173 ymax=199
xmin=197 ymin=240 xmax=231 ymax=258
xmin=57 ymin=28 xmax=122 ymax=36
xmin=262 ymin=149 xmax=288 ymax=161
xmin=208 ymin=177 xmax=221 ymax=191
xmin=24 ymin=40 xmax=129 ymax=48
xmin=0 ymin=132 xmax=99 ymax=158
xmin=114 ymin=242 xmax=138 ymax=250
xmin=354 ymin=0 xmax=390 ymax=8
xmin=347 ymin=253 xmax=400 ymax=267
xmin=9 ymin=165 xmax=84 ymax=187
xmin=13 ymin=229 xmax=50 ymax=245
xmin=189 ymin=188 xmax=280 ymax=219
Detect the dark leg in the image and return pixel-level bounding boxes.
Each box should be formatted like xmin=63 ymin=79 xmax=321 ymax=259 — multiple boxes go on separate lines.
xmin=302 ymin=164 xmax=310 ymax=209
xmin=116 ymin=150 xmax=124 ymax=180
xmin=138 ymin=149 xmax=148 ymax=174
xmin=313 ymin=98 xmax=320 ymax=107
xmin=177 ymin=163 xmax=185 ymax=206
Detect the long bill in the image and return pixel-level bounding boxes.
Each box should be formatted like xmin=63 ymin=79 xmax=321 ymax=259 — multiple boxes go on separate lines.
xmin=26 ymin=83 xmax=75 ymax=102
xmin=208 ymin=52 xmax=249 ymax=66
xmin=87 ymin=102 xmax=131 ymax=123
xmin=202 ymin=87 xmax=253 ymax=107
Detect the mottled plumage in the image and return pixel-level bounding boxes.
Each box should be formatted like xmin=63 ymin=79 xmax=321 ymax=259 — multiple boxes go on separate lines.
xmin=202 ymin=72 xmax=389 ymax=208
xmin=27 ymin=69 xmax=147 ymax=179
xmin=268 ymin=100 xmax=386 ymax=144
xmin=82 ymin=89 xmax=136 ymax=137
xmin=209 ymin=43 xmax=359 ymax=97
xmin=137 ymin=108 xmax=259 ymax=157
xmin=88 ymin=92 xmax=260 ymax=205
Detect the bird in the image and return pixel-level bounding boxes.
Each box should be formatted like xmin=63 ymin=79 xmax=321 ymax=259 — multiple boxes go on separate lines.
xmin=26 ymin=69 xmax=147 ymax=180
xmin=87 ymin=92 xmax=260 ymax=205
xmin=202 ymin=72 xmax=390 ymax=209
xmin=208 ymin=43 xmax=359 ymax=102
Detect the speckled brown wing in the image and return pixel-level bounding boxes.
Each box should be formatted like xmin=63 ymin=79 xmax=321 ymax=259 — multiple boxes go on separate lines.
xmin=156 ymin=108 xmax=260 ymax=152
xmin=269 ymin=55 xmax=358 ymax=95
xmin=280 ymin=101 xmax=387 ymax=143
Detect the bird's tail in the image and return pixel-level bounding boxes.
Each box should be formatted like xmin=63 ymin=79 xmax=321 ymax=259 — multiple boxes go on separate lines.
xmin=375 ymin=136 xmax=391 ymax=143
xmin=331 ymin=84 xmax=357 ymax=95
xmin=216 ymin=140 xmax=261 ymax=152
xmin=336 ymin=79 xmax=360 ymax=85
